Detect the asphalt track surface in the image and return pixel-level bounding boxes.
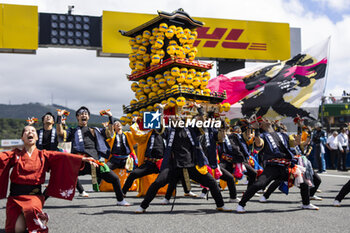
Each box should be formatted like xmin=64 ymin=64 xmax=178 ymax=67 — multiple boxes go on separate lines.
xmin=1 ymin=170 xmax=349 ymax=233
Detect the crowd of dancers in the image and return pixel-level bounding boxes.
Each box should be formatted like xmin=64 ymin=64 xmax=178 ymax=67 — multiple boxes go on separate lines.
xmin=1 ymin=104 xmax=350 ymax=232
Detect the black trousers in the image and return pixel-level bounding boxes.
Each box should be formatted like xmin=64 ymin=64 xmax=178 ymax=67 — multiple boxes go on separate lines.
xmin=122 ymin=161 xmax=159 ymax=195
xmin=335 ymin=179 xmax=350 ymax=202
xmin=76 ymin=179 xmax=85 ymax=194
xmin=329 ymin=149 xmax=338 ymax=169
xmin=243 ymin=162 xmax=258 ymax=188
xmin=78 ymin=162 xmax=124 ymax=201
xmin=164 ymin=173 xmax=194 ymax=200
xmin=338 ymin=147 xmax=348 ymax=171
xmin=219 ymin=161 xmax=237 ymax=199
xmin=314 ymin=144 xmax=323 ymax=171
xmin=263 ymin=172 xmax=321 ymax=199
xmin=239 ymin=165 xmax=310 ymax=207
xmin=140 ymin=167 xmax=224 ymax=209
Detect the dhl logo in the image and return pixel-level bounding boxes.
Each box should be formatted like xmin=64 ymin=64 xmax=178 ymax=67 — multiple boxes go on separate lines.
xmin=194 ymin=27 xmax=267 ymax=51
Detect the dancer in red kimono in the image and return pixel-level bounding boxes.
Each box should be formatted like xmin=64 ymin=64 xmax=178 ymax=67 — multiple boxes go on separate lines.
xmin=0 ymin=125 xmax=98 ymax=233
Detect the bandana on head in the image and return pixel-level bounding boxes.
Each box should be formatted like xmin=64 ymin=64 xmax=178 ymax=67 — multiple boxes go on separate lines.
xmin=77 ymin=109 xmax=89 ymax=115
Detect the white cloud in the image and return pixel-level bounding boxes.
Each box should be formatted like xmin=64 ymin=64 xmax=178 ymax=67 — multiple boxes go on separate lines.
xmin=311 ymin=0 xmax=350 ymax=12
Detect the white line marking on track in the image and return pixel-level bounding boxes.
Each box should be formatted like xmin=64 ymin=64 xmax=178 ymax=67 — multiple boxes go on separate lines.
xmin=318 ymin=174 xmax=350 ymax=179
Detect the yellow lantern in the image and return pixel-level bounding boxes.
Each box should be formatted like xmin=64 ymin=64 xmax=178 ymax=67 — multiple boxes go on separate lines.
xmin=166 ymin=76 xmax=176 ymax=86
xmin=171 ymin=84 xmax=180 ymax=93
xmin=219 ymin=104 xmax=224 ymax=113
xmin=171 ymin=67 xmax=180 ymax=77
xmin=176 ymin=97 xmax=186 ymax=107
xmin=149 ymin=36 xmax=156 ymax=45
xmin=143 ymin=84 xmax=152 ymax=94
xmin=191 ymin=30 xmax=198 ymax=38
xmin=167 ymin=45 xmax=176 ymax=55
xmin=129 ymin=38 xmax=136 ymax=46
xmin=132 ymin=111 xmax=140 ymax=117
xmin=136 ymin=53 xmax=143 ymax=60
xmin=130 ymin=99 xmax=138 ymax=106
xmin=223 ymin=103 xmax=231 ymax=112
xmin=169 ymin=25 xmax=177 ymax=32
xmin=181 ymin=84 xmax=188 ymax=93
xmin=176 ymin=74 xmax=186 ymax=84
xmin=129 ymin=53 xmax=137 ymax=62
xmin=143 ymin=54 xmax=151 ymax=63
xmin=135 ymin=35 xmax=143 ymax=44
xmin=176 ymin=30 xmax=185 ymax=39
xmin=135 ymin=61 xmax=145 ymax=70
xmin=152 ymin=27 xmax=159 ymax=36
xmin=147 ymin=76 xmax=155 ymax=85
xmin=151 ymin=54 xmax=161 ymax=64
xmin=159 ymin=79 xmax=167 ymax=88
xmin=180 ymin=68 xmax=188 ymax=76
xmin=138 ymin=45 xmax=147 ymax=54
xmin=138 ymin=79 xmax=147 ymax=88
xmin=187 ymin=36 xmax=195 ymax=45
xmin=185 ymin=75 xmax=193 ymax=84
xmin=155 ymin=39 xmax=164 ymax=49
xmin=147 ymin=105 xmax=154 ymax=112
xmin=148 ymin=92 xmax=157 ymax=99
xmin=131 ymin=82 xmax=139 ymax=92
xmin=159 ymin=23 xmax=168 ymax=32
xmin=143 ymin=30 xmax=151 ymax=39
xmin=190 ymin=47 xmax=198 ymax=55
xmin=192 ymin=77 xmax=201 ymax=87
xmin=188 ymin=52 xmax=195 ymax=61
xmin=194 ymin=89 xmax=201 ymax=95
xmin=141 ymin=38 xmax=150 ymax=46
xmin=188 ymin=69 xmax=196 ymax=76
xmin=203 ymin=88 xmax=211 ymax=96
xmin=156 ymin=32 xmax=165 ymax=41
xmin=129 ymin=62 xmax=136 ymax=69
xmin=179 ymin=35 xmax=187 ymax=45
xmin=183 ymin=44 xmax=191 ymax=54
xmin=131 ymin=44 xmax=140 ymax=53
xmin=149 ymin=45 xmax=156 ymax=54
xmin=195 ymin=72 xmax=203 ymax=79
xmin=139 ymin=108 xmax=146 ymax=115
xmin=169 ymin=40 xmax=178 ymax=46
xmin=151 ymin=83 xmax=160 ymax=92
xmin=120 ymin=116 xmax=127 ymax=126
xmin=131 ymin=69 xmax=138 ymax=75
xmin=165 ymin=29 xmax=174 ymax=39
xmin=167 ymin=97 xmax=176 ymax=107
xmin=184 ymin=28 xmax=191 ymax=37
xmin=157 ymin=49 xmax=165 ymax=59
xmin=163 ymin=71 xmax=171 ymax=79
xmin=203 ymin=71 xmax=210 ymax=79
xmin=201 ymin=78 xmax=208 ymax=86
xmin=139 ymin=94 xmax=148 ymax=102
xmin=157 ymin=89 xmax=165 ymax=95
xmin=155 ymin=74 xmax=163 ymax=83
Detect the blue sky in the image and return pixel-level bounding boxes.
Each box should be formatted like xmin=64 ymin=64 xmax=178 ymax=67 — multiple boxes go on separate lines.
xmin=301 ymin=0 xmax=350 ymax=23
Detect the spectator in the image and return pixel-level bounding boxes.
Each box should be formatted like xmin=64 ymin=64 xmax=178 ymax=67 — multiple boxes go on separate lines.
xmin=311 ymin=122 xmax=327 ymax=173
xmin=337 ymin=127 xmax=348 ymax=171
xmin=326 ymin=131 xmax=342 ymax=170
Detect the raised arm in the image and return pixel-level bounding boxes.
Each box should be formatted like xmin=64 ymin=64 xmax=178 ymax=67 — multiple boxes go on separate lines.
xmin=56 ymin=109 xmax=67 ymax=138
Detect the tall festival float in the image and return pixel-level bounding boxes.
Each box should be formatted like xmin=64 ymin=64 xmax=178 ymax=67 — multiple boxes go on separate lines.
xmin=112 ymin=9 xmax=230 ymax=196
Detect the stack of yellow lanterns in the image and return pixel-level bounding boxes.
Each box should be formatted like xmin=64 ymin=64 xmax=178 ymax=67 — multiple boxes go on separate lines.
xmin=121 ymin=22 xmax=230 ymax=125
xmin=128 ymin=23 xmax=198 ymax=75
